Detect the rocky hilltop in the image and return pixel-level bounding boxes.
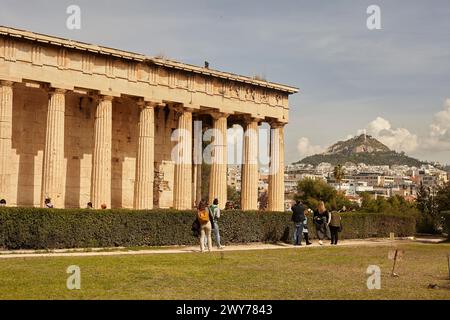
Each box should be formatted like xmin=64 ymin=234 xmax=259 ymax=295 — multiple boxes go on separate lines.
xmin=296 ymin=134 xmax=424 ymax=167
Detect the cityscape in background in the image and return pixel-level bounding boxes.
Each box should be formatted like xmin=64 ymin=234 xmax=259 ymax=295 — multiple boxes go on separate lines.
xmin=228 ymin=161 xmax=449 ymax=210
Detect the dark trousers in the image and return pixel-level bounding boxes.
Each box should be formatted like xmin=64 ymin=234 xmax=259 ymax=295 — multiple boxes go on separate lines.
xmin=293 ymin=223 xmax=303 ymax=245
xmin=315 ymin=223 xmax=331 ymax=240
xmin=303 ymin=232 xmax=311 ymax=244
xmin=315 ymin=219 xmax=331 ymax=240
xmin=330 ymin=226 xmax=340 ymax=244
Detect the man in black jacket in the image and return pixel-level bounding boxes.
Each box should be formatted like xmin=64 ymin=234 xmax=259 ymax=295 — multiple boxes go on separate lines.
xmin=291 ymin=200 xmax=306 ymax=246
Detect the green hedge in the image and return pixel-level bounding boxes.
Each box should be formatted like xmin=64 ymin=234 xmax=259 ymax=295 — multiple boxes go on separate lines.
xmin=443 ymin=211 xmax=450 ymax=238
xmin=0 ymin=207 xmax=416 ymax=250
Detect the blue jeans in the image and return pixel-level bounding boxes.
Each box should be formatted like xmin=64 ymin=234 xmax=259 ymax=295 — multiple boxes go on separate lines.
xmin=293 ymin=223 xmax=304 ymax=245
xmin=213 ymin=221 xmax=222 ymax=247
xmin=205 ymin=221 xmax=222 ymax=248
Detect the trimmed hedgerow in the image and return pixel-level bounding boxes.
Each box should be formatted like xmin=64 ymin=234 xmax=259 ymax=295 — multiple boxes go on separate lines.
xmin=0 ymin=207 xmax=416 ymax=250
xmin=443 ymin=211 xmax=450 ymax=238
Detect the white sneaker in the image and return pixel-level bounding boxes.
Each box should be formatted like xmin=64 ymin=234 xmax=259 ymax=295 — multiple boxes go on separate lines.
xmin=318 ymin=240 xmax=323 ymax=245
xmin=218 ymin=245 xmax=225 ymax=249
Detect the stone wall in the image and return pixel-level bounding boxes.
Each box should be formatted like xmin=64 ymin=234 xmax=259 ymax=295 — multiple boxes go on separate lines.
xmin=63 ymin=93 xmax=95 ymax=208
xmin=154 ymin=107 xmax=177 ymax=208
xmin=111 ymin=97 xmax=138 ymax=209
xmin=10 ymin=85 xmax=46 ymax=207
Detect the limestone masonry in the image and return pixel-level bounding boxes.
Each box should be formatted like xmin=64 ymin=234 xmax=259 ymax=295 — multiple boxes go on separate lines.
xmin=0 ymin=26 xmax=298 ymax=210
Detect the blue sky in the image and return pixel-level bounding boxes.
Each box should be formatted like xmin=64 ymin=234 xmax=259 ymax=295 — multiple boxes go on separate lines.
xmin=1 ymin=0 xmax=449 ymax=164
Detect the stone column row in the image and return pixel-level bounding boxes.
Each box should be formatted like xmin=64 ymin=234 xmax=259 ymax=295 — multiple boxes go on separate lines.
xmin=37 ymin=90 xmax=157 ymax=210
xmin=188 ymin=115 xmax=285 ymax=212
xmin=0 ymin=80 xmax=284 ymax=211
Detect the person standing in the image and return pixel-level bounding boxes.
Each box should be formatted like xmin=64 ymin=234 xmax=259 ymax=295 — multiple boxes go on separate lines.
xmin=313 ymin=201 xmax=331 ymax=245
xmin=302 ymin=208 xmax=313 ymax=245
xmin=291 ymin=200 xmax=306 ymax=246
xmin=329 ymin=210 xmax=342 ymax=245
xmin=197 ymin=200 xmax=212 ymax=253
xmin=209 ymin=198 xmax=225 ymax=249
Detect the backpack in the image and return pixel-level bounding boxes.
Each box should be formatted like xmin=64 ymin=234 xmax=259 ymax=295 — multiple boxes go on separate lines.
xmin=209 ymin=204 xmax=217 ymax=220
xmin=197 ymin=209 xmax=210 ymax=225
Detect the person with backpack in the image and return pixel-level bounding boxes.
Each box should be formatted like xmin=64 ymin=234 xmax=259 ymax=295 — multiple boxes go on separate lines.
xmin=209 ymin=198 xmax=225 ymax=249
xmin=197 ymin=200 xmax=213 ymax=253
xmin=329 ymin=210 xmax=343 ymax=245
xmin=291 ymin=200 xmax=306 ymax=246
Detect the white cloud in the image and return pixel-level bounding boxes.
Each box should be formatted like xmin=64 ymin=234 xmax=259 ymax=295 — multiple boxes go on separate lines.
xmin=297 ymin=137 xmax=325 ymax=157
xmin=422 ymin=99 xmax=450 ymax=151
xmin=357 ymin=117 xmax=419 ymax=153
xmin=356 ymin=99 xmax=450 ymax=155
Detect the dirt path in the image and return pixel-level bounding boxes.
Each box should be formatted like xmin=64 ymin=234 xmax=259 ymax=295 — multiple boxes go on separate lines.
xmin=0 ymin=236 xmax=445 ymax=259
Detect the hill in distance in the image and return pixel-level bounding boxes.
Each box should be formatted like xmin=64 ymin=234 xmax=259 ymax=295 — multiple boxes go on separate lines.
xmin=295 ymin=134 xmax=424 ymax=167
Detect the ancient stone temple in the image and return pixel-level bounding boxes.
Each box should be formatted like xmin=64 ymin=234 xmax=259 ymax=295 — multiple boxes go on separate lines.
xmin=0 ymin=26 xmax=298 ymax=210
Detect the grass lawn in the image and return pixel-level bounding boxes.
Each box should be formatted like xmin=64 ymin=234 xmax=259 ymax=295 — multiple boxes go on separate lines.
xmin=0 ymin=243 xmax=449 ymax=300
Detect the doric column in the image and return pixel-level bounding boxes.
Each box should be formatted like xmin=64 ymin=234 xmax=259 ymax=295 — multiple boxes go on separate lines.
xmin=268 ymin=123 xmax=285 ymax=211
xmin=209 ymin=113 xmax=228 ymax=209
xmin=91 ymin=96 xmax=113 ymax=209
xmin=41 ymin=88 xmax=66 ymax=208
xmin=0 ymin=81 xmax=13 ymax=200
xmin=241 ymin=119 xmax=259 ymax=210
xmin=173 ymin=109 xmax=192 ymax=210
xmin=133 ymin=101 xmax=156 ymax=210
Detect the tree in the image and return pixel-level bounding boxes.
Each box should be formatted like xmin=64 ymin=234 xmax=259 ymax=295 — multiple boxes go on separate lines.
xmin=436 ymin=182 xmax=450 ymax=213
xmin=295 ymin=178 xmax=352 ymax=211
xmin=333 ymin=164 xmax=346 ymax=191
xmin=416 ymin=183 xmax=429 ymax=214
xmin=359 ymin=193 xmax=418 ymax=217
xmin=360 ymin=192 xmax=376 ymax=211
xmin=258 ymin=191 xmax=268 ymax=211
xmin=415 ymin=182 xmax=441 ymax=233
xmin=227 ymin=185 xmax=241 ymax=209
